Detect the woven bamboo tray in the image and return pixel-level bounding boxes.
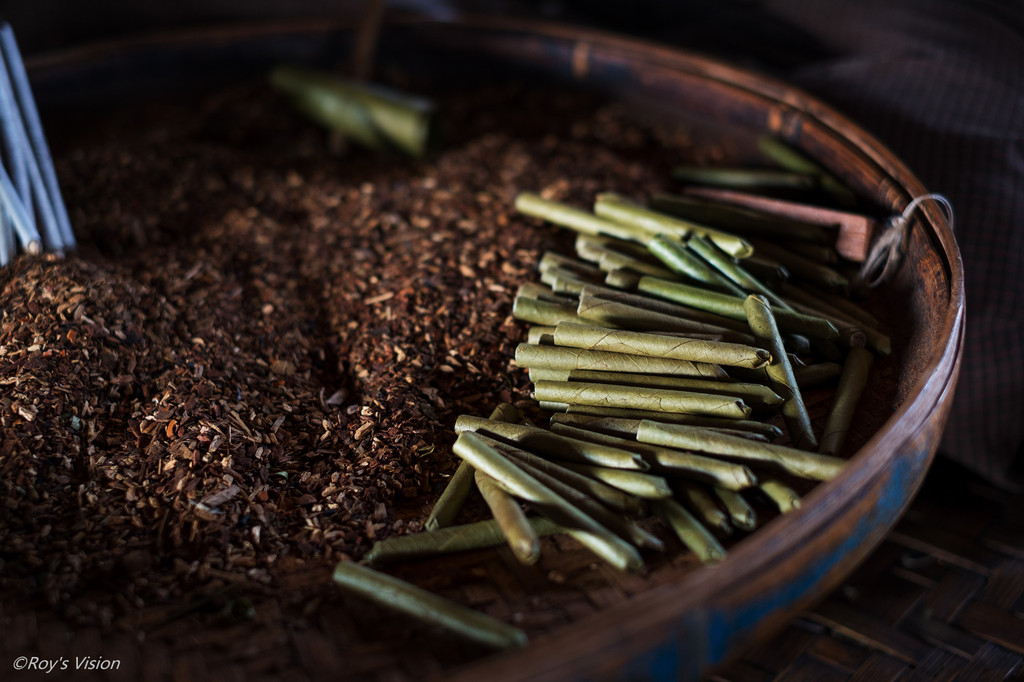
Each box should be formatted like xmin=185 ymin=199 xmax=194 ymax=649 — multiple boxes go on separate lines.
xmin=11 ymin=15 xmax=964 ymax=681
xmin=714 ymin=460 xmax=1024 ymax=681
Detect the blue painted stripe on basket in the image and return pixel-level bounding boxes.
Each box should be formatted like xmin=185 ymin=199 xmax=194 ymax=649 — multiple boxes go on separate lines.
xmin=612 ymin=445 xmax=926 ymax=681
xmin=702 ymin=449 xmax=922 ymax=666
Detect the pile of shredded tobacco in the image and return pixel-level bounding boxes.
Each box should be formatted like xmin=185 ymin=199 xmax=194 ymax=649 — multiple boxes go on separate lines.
xmin=0 ymin=82 xmax=703 ymax=628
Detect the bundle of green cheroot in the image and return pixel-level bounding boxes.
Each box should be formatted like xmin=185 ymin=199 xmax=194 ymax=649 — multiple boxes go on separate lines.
xmin=335 ymin=168 xmax=886 ymax=650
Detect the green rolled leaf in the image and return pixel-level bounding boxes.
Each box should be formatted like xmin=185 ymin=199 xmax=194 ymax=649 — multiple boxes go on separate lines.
xmin=548 ymin=423 xmax=756 ymax=490
xmin=555 ymin=368 xmax=782 ymax=409
xmin=688 ymin=235 xmax=792 ymax=311
xmin=515 ymin=192 xmax=639 ymax=242
xmin=636 ymin=275 xmax=839 ymax=340
xmin=577 ymin=290 xmax=741 ymax=338
xmin=650 ymin=498 xmax=726 ymax=563
xmin=514 ymin=343 xmax=728 ymax=379
xmin=364 ymin=517 xmax=561 ymax=565
xmin=472 ymin=432 xmax=647 ymax=516
xmin=677 ymin=481 xmax=732 ymax=535
xmin=670 ymin=166 xmax=819 ymax=192
xmin=594 ymin=192 xmax=754 ymax=258
xmin=817 ymin=346 xmax=874 ymax=457
xmin=714 ymin=486 xmax=757 ymax=531
xmin=552 ymin=323 xmax=771 ymax=370
xmin=743 ymin=295 xmax=817 ymax=450
xmin=270 ymin=66 xmax=436 ymax=158
xmin=758 ymin=475 xmax=802 ymax=512
xmin=647 ymin=233 xmax=747 ymax=296
xmin=475 ymin=470 xmax=542 ymax=565
xmin=539 ymin=250 xmax=604 ymax=279
xmin=650 ymin=192 xmax=833 ymax=245
xmin=779 ymin=282 xmax=891 ymax=355
xmin=748 ymin=238 xmax=848 ymax=292
xmin=333 ymin=561 xmax=527 ymax=649
xmin=757 ymin=136 xmax=858 ymax=208
xmin=577 ymin=283 xmax=750 ymax=333
xmin=636 ymin=421 xmax=844 ymax=481
xmin=554 ymin=407 xmax=783 ymax=439
xmin=550 ymin=412 xmax=772 ymax=443
xmin=454 ymin=415 xmax=650 ymax=471
xmin=533 ymin=379 xmax=752 ymax=419
xmin=424 ymin=461 xmax=474 ymax=532
xmin=793 ymin=362 xmax=843 ymax=389
xmin=488 ymin=441 xmax=663 ymax=552
xmin=452 ymin=432 xmax=644 ymax=571
xmin=513 ymin=295 xmax=587 ymax=327
xmin=426 ymin=403 xmax=519 ymax=530
xmin=560 ymin=462 xmax=675 ymax=500
xmin=580 ymin=240 xmax=679 ymax=279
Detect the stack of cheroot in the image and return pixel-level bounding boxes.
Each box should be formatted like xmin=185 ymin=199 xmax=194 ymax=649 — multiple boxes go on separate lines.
xmin=0 ymin=23 xmax=74 ymax=267
xmin=329 ymin=147 xmax=887 ymax=651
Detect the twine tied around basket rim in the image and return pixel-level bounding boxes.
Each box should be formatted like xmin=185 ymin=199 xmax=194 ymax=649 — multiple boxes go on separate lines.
xmin=855 ymin=193 xmax=954 ymax=290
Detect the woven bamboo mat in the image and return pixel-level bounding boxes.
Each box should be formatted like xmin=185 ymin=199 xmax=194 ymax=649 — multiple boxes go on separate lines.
xmin=4 ymin=458 xmax=1022 ymax=681
xmin=713 ymin=459 xmax=1024 ymax=681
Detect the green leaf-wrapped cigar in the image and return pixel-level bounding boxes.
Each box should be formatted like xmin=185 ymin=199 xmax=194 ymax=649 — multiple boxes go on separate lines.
xmin=543 ymin=267 xmax=596 ymax=295
xmin=471 ymin=432 xmax=647 ymax=516
xmin=748 ymin=238 xmax=849 ymax=292
xmin=533 ymin=379 xmax=752 ymax=419
xmin=573 ymin=283 xmax=749 ymax=332
xmin=514 ymin=343 xmax=729 ymax=379
xmin=818 ymin=346 xmax=874 ymax=457
xmin=453 ymin=432 xmax=644 ymax=572
xmin=426 ymin=403 xmax=520 ymax=530
xmin=552 ymin=323 xmax=771 ymax=370
xmin=577 ymin=290 xmax=743 ymax=338
xmin=688 ymin=235 xmax=791 ymax=311
xmin=713 ymin=486 xmax=758 ymax=531
xmin=554 ymin=406 xmax=783 ymax=439
xmin=636 ymin=275 xmax=839 ymax=340
xmin=636 ymin=421 xmax=844 ymax=481
xmin=515 ymin=192 xmax=639 ymax=242
xmin=364 ymin=517 xmax=562 ymax=566
xmin=757 ymin=136 xmax=858 ymax=208
xmin=670 ymin=166 xmax=819 ymax=192
xmin=333 ymin=561 xmax=527 ymax=649
xmin=560 ymin=462 xmax=675 ymax=499
xmin=539 ymin=250 xmax=604 ymax=279
xmin=649 ymin=192 xmax=832 ymax=245
xmin=592 ymin=245 xmax=680 ymax=280
xmin=647 ymin=233 xmax=748 ymax=296
xmin=778 ymin=281 xmax=891 ymax=355
xmin=548 ymin=368 xmax=783 ymax=409
xmin=527 ymin=326 xmax=557 ymax=345
xmin=594 ymin=192 xmax=754 ymax=258
xmin=793 ymin=362 xmax=843 ymax=389
xmin=512 ymin=295 xmax=587 ymax=327
xmin=474 ymin=470 xmax=542 ymax=565
xmin=490 ymin=444 xmax=663 ymax=552
xmin=758 ymin=475 xmax=802 ymax=512
xmin=270 ymin=66 xmax=436 ymax=158
xmin=743 ymin=295 xmax=817 ymax=450
xmin=550 ymin=412 xmax=771 ymax=443
xmin=454 ymin=415 xmax=650 ymax=471
xmin=650 ymin=498 xmax=727 ymax=563
xmin=677 ymin=481 xmax=732 ymax=535
xmin=517 ymin=281 xmax=572 ymax=303
xmin=548 ymin=423 xmax=756 ymax=490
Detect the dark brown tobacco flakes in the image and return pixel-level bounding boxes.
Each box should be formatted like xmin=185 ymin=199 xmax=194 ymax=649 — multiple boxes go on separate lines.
xmin=0 ymin=83 xmax=687 ymax=626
